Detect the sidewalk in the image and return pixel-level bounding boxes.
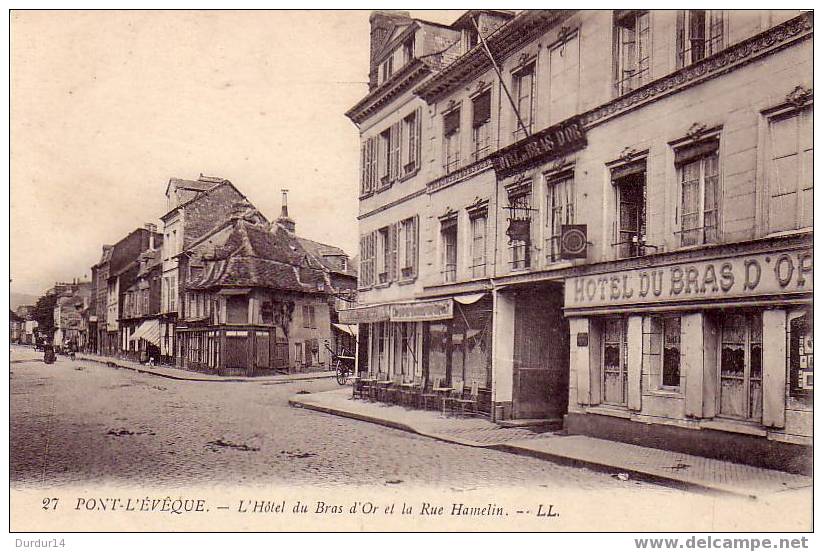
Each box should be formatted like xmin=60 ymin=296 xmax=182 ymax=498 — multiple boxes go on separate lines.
xmin=290 ymin=388 xmax=812 ymax=498
xmin=76 ymin=353 xmax=336 ymax=384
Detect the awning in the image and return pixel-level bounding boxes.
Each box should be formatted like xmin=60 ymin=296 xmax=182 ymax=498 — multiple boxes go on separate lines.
xmin=332 ymin=323 xmax=358 ymax=337
xmin=454 ymin=292 xmax=487 ymax=305
xmin=130 ymin=319 xmax=161 ymax=346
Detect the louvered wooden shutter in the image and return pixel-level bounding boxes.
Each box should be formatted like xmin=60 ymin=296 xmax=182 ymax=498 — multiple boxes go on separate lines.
xmin=360 ymin=144 xmax=367 ymax=195
xmin=370 ymin=231 xmax=377 ymax=286
xmin=390 ymin=123 xmax=401 ymax=180
xmin=412 ymin=216 xmax=419 ymax=278
xmin=389 ymin=223 xmax=399 ymax=281
xmin=414 ymin=108 xmax=422 ymax=169
xmin=358 ymin=235 xmax=365 ymax=287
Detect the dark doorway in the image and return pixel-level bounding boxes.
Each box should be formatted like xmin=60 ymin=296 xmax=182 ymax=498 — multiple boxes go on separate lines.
xmin=511 ymin=284 xmax=569 ymax=419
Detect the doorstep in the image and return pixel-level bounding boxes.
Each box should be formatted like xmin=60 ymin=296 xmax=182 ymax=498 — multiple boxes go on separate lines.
xmin=497 ymin=418 xmax=563 ymax=430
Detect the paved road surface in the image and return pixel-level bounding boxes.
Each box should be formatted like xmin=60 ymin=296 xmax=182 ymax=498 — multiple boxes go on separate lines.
xmin=10 ymin=347 xmax=682 ymax=493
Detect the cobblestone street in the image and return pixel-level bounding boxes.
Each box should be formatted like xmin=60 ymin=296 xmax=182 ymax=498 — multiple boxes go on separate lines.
xmin=10 ymin=347 xmax=682 ymax=493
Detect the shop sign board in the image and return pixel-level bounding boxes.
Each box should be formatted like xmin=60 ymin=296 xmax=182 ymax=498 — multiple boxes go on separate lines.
xmin=338 ymin=304 xmax=391 ymax=324
xmin=491 ymin=116 xmax=587 ymax=178
xmin=565 ymin=249 xmax=812 ymax=310
xmin=338 ymin=299 xmax=454 ymax=324
xmin=390 ymin=299 xmax=453 ymax=322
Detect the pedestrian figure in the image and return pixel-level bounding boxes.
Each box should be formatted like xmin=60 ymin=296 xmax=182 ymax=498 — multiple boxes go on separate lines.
xmin=43 ymin=344 xmax=56 ymax=365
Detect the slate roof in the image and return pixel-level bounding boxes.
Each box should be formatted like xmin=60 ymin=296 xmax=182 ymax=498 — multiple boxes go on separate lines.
xmin=137 ymin=249 xmax=162 ymax=277
xmin=297 ymin=237 xmax=357 ymax=278
xmin=187 ymin=220 xmax=330 ymax=293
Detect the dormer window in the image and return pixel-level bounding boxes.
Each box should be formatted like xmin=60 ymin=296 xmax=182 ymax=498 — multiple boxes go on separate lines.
xmin=379 ymin=57 xmax=394 ymax=85
xmin=463 ymin=28 xmax=479 ymax=53
xmin=403 ymin=37 xmax=415 ymax=64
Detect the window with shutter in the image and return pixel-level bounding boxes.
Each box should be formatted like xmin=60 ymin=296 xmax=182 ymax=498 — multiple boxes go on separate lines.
xmin=403 ymin=110 xmax=420 ymax=173
xmin=377 ymin=227 xmax=390 ymax=284
xmin=400 ymin=217 xmax=417 ymax=279
xmin=676 ymin=10 xmax=725 ymax=69
xmin=512 ymin=64 xmax=535 ymax=141
xmin=767 ymin=107 xmax=813 ymax=232
xmin=676 ymin=143 xmax=719 ymax=247
xmin=443 ymin=108 xmax=461 ymax=172
xmin=379 ymin=129 xmax=391 ymax=185
xmin=472 ymin=90 xmax=492 ymax=160
xmin=613 ymin=11 xmax=650 ymax=96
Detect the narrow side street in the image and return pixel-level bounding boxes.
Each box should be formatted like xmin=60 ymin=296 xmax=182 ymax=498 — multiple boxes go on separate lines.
xmin=10 ymin=346 xmax=680 ymax=493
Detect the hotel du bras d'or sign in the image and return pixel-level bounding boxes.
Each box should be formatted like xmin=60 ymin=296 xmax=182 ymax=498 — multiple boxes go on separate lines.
xmin=565 ymin=247 xmax=812 ymax=310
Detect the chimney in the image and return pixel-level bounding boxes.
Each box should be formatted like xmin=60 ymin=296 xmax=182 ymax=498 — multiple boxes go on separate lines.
xmin=277 ymin=189 xmax=296 ymax=233
xmin=145 ymin=223 xmax=157 ymax=250
xmin=369 ymin=10 xmax=411 ymax=90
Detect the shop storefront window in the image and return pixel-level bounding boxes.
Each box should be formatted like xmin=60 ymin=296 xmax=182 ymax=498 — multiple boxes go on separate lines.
xmin=602 ymin=318 xmax=628 ymax=406
xmin=428 ymin=322 xmax=449 ymax=384
xmin=374 ymin=321 xmax=390 ymax=374
xmin=662 ymin=317 xmax=681 ymax=388
xmin=789 ymin=310 xmax=813 ymax=401
xmin=399 ymin=323 xmax=417 ymax=376
xmin=719 ymin=313 xmax=762 ymax=420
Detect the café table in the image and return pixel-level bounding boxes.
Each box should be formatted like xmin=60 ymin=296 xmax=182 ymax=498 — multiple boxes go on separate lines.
xmin=432 ymin=385 xmax=454 ymax=416
xmin=399 ymin=381 xmax=417 ymax=407
xmin=376 ymin=377 xmax=393 ymax=402
xmin=360 ymin=375 xmax=378 ymax=401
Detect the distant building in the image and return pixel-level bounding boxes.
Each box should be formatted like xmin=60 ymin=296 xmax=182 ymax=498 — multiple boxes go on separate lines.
xmin=120 ymin=248 xmax=163 ymax=363
xmin=10 ymin=310 xmax=24 ymax=343
xmin=91 ymin=225 xmax=162 ymax=356
xmin=175 ymin=194 xmax=357 ymax=375
xmin=23 ymin=320 xmax=39 ymax=345
xmin=159 ymin=175 xmax=248 ymax=364
xmin=52 ymin=281 xmax=93 ymax=350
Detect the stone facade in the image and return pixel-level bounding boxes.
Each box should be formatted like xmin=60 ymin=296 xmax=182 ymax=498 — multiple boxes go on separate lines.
xmin=347 ymin=9 xmax=812 ymax=469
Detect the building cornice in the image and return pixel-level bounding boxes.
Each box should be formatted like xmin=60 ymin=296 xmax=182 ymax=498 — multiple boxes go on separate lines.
xmin=580 ymin=12 xmax=813 ymax=130
xmin=426 ymin=157 xmax=493 ymax=195
xmin=357 ymin=187 xmax=427 ymax=221
xmin=346 ymin=59 xmax=433 ymax=125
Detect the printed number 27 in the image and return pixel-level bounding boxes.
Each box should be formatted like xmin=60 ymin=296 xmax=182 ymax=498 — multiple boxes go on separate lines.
xmin=42 ymin=497 xmax=59 ymax=511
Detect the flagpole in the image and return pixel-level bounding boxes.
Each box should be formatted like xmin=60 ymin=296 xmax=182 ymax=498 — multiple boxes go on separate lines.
xmin=472 ymin=16 xmax=530 ymax=139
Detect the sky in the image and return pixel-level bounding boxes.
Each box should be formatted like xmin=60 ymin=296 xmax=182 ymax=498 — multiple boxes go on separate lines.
xmin=10 ymin=10 xmax=465 ymax=297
